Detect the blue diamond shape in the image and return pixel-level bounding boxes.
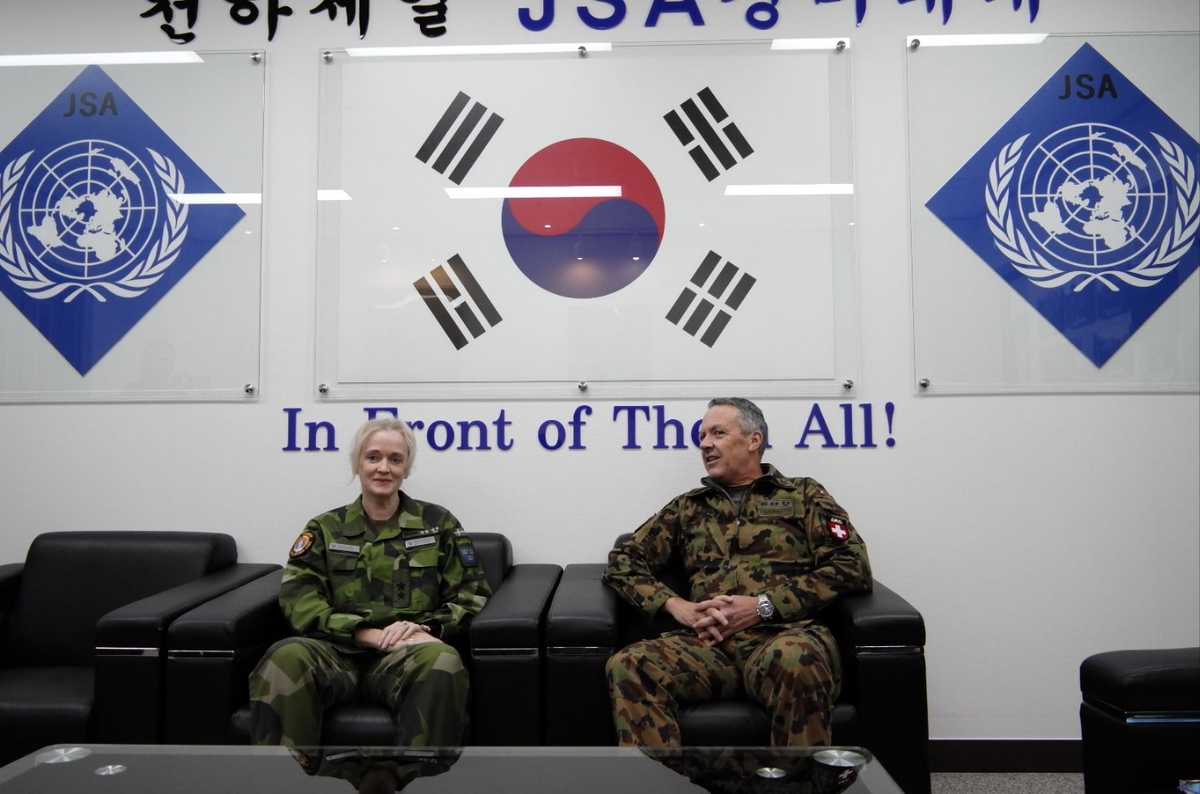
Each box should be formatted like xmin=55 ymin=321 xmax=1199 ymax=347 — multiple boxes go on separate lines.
xmin=926 ymin=43 xmax=1200 ymax=367
xmin=0 ymin=65 xmax=245 ymax=375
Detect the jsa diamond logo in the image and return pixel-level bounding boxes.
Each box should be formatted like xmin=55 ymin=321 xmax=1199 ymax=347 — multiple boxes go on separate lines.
xmin=0 ymin=66 xmax=244 ymax=375
xmin=926 ymin=43 xmax=1199 ymax=367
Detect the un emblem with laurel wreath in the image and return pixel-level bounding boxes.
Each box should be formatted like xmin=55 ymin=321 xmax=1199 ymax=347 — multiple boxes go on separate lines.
xmin=925 ymin=41 xmax=1200 ymax=368
xmin=986 ymin=124 xmax=1199 ymax=293
xmin=0 ymin=140 xmax=189 ymax=303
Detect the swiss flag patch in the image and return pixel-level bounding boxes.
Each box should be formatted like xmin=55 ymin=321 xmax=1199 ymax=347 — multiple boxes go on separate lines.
xmin=828 ymin=517 xmax=849 ymax=541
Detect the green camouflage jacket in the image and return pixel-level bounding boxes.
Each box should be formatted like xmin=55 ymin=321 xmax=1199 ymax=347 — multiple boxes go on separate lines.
xmin=280 ymin=492 xmax=491 ymax=649
xmin=604 ymin=464 xmax=872 ymax=624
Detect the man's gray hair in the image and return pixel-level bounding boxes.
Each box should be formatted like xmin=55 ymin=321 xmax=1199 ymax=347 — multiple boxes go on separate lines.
xmin=708 ymin=397 xmax=767 ymax=451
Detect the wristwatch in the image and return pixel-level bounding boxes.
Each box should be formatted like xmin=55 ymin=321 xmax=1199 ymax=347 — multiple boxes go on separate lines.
xmin=756 ymin=594 xmax=775 ymax=621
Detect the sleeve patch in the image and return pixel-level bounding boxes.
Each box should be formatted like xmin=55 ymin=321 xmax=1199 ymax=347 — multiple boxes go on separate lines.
xmin=290 ymin=531 xmax=315 ymax=558
xmin=454 ymin=528 xmax=478 ymax=566
xmin=827 ymin=517 xmax=849 ymax=542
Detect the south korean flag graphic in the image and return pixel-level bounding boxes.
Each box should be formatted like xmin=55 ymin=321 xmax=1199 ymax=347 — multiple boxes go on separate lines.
xmin=926 ymin=44 xmax=1199 ymax=368
xmin=327 ymin=46 xmax=845 ymax=386
xmin=0 ymin=66 xmax=244 ymax=375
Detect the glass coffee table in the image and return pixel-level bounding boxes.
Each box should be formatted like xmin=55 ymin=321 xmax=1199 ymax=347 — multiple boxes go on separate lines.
xmin=0 ymin=745 xmax=905 ymax=793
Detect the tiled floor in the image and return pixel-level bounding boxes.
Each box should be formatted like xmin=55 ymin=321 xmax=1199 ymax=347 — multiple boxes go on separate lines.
xmin=930 ymin=773 xmax=1084 ymax=794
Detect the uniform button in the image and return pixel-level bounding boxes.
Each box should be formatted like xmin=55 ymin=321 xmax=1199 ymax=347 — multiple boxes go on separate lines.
xmin=737 ymin=519 xmax=744 ymax=526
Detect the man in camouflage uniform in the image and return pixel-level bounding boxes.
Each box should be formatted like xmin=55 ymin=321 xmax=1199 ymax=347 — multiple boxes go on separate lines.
xmin=604 ymin=398 xmax=872 ymax=747
xmin=248 ymin=418 xmax=491 ymax=747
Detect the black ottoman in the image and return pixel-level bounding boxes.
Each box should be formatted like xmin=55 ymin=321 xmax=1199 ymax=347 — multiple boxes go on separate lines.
xmin=1080 ymin=647 xmax=1200 ymax=794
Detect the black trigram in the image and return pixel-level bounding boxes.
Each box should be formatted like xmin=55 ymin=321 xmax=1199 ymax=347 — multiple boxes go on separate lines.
xmin=414 ymin=255 xmax=503 ymax=350
xmin=666 ymin=251 xmax=757 ymax=347
xmin=415 ymin=91 xmax=504 ymax=185
xmin=664 ymin=87 xmax=754 ymax=181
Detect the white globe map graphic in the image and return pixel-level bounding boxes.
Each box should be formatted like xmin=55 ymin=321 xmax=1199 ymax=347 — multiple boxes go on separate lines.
xmin=1018 ymin=123 xmax=1168 ymax=269
xmin=18 ymin=140 xmax=157 ymax=281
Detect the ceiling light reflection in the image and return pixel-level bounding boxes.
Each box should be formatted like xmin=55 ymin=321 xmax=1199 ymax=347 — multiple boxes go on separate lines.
xmin=724 ymin=184 xmax=854 ymax=196
xmin=446 ymin=186 xmax=621 ymax=199
xmin=0 ymin=51 xmax=205 ymax=66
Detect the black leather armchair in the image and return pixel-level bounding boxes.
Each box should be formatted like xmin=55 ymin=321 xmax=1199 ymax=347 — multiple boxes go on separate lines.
xmin=1080 ymin=647 xmax=1200 ymax=793
xmin=166 ymin=532 xmax=561 ymax=746
xmin=544 ymin=545 xmax=931 ymax=794
xmin=0 ymin=531 xmax=278 ymax=767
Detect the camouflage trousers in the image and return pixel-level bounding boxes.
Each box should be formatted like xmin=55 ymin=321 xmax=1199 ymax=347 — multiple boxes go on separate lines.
xmin=605 ymin=622 xmax=841 ymax=747
xmin=247 ymin=636 xmax=468 ymax=747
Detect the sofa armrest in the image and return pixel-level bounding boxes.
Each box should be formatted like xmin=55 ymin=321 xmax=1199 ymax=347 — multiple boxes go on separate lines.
xmin=93 ymin=562 xmax=280 ymax=744
xmin=468 ymin=563 xmax=562 ymax=745
xmin=471 ymin=563 xmax=562 ymax=651
xmin=821 ymin=580 xmax=930 ymax=794
xmin=96 ymin=563 xmax=281 ymax=651
xmin=167 ymin=568 xmax=290 ymax=656
xmin=545 ymin=563 xmax=619 ymax=650
xmin=818 ymin=580 xmax=926 ymax=650
xmin=544 ymin=563 xmax=622 ymax=745
xmin=165 ymin=569 xmax=290 ymax=744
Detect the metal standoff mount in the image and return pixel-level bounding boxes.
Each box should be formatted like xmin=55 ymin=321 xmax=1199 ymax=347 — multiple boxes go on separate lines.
xmin=577 ymin=381 xmax=589 ymax=392
xmin=919 ymin=378 xmax=930 ymax=389
xmin=318 ymin=383 xmax=330 ymax=395
xmin=842 ymin=379 xmax=854 ymax=390
xmin=243 ymin=383 xmax=256 ymax=394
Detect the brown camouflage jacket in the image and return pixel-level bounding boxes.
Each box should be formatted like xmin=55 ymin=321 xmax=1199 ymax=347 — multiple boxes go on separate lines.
xmin=604 ymin=464 xmax=872 ymax=624
xmin=280 ymin=492 xmax=491 ymax=649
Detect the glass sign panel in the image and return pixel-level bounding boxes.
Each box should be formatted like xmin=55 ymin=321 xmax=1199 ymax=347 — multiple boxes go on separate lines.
xmin=0 ymin=51 xmax=265 ymax=402
xmin=315 ymin=41 xmax=858 ymax=400
xmin=908 ymin=33 xmax=1199 ymax=394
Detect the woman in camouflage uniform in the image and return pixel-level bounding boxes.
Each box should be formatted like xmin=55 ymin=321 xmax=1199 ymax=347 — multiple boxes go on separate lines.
xmin=248 ymin=418 xmax=492 ymax=747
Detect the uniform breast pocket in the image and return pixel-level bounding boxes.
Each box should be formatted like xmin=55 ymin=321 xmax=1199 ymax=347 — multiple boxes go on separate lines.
xmin=397 ymin=549 xmax=441 ymax=612
xmin=328 ymin=552 xmax=361 ymax=593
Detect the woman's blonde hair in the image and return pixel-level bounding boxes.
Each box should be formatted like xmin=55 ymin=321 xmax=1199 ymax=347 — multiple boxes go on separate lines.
xmin=348 ymin=418 xmax=417 ymax=477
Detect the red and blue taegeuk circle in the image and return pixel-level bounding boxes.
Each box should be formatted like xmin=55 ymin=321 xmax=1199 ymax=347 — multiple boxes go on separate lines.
xmin=501 ymin=138 xmax=665 ymax=299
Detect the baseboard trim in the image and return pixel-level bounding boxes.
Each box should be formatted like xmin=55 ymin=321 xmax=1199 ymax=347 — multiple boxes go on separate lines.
xmin=929 ymin=740 xmax=1082 ymax=773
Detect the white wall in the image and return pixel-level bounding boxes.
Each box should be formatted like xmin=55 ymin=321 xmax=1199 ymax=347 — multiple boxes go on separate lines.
xmin=1 ymin=0 xmax=1197 ymax=743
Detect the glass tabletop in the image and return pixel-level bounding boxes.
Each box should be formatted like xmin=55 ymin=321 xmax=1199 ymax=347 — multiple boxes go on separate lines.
xmin=0 ymin=745 xmax=903 ymax=793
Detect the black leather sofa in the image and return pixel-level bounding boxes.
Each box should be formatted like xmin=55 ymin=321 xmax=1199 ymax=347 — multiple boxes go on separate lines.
xmin=165 ymin=532 xmax=561 ymax=746
xmin=1080 ymin=647 xmax=1200 ymax=793
xmin=543 ymin=550 xmax=931 ymax=794
xmin=0 ymin=531 xmax=278 ymax=767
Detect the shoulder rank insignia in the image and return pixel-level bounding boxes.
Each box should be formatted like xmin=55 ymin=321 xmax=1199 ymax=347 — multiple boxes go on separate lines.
xmin=290 ymin=530 xmax=315 ymax=558
xmin=401 ymin=527 xmax=439 ymax=538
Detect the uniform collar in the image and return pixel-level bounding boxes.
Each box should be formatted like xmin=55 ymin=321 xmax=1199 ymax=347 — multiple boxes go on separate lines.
xmin=699 ymin=463 xmax=787 ymax=493
xmin=345 ymin=492 xmax=412 ymax=540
